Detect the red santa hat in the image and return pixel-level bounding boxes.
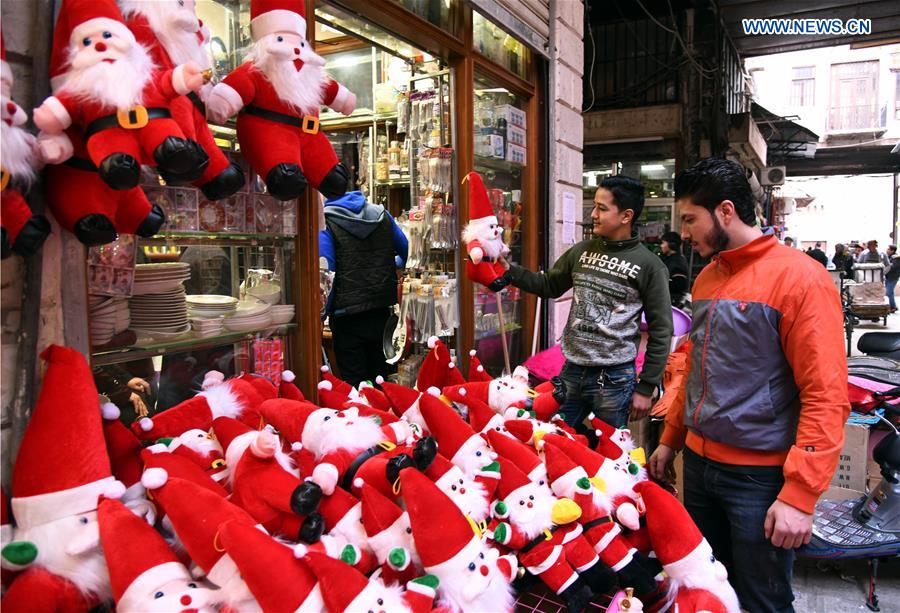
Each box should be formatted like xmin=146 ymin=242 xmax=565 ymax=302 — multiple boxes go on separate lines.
xmin=11 ymin=345 xmax=124 ymax=530
xmin=360 ymin=484 xmax=403 ymax=539
xmin=101 ymin=410 xmax=144 ymax=491
xmin=467 ymin=172 xmax=497 ymax=224
xmin=595 ymin=434 xmax=627 ymax=462
xmin=139 ymin=447 xmax=228 ymax=497
xmin=278 ymin=370 xmax=306 ymax=402
xmin=443 ymin=381 xmax=491 ymax=405
xmin=317 ymin=386 xmax=352 ymax=410
xmin=542 ymin=441 xmax=585 ymax=493
xmin=467 ymin=350 xmax=493 ymax=382
xmin=529 ymin=391 xmax=562 ymax=422
xmin=132 ymin=379 xmax=263 ymax=440
xmin=503 ymin=418 xmax=537 ymax=444
xmin=318 ymin=365 xmax=353 ymax=396
xmin=219 ymin=519 xmax=322 ymax=612
xmin=466 ymin=396 xmax=504 ymax=434
xmin=152 ymin=477 xmax=259 ymax=586
xmin=303 ymin=551 xmax=372 ymax=613
xmin=418 ymin=392 xmax=481 ymax=462
xmin=422 ymin=452 xmax=457 ymax=482
xmin=318 ymin=487 xmax=360 ymax=530
xmin=98 ymin=498 xmax=193 ymax=611
xmin=487 ymin=429 xmax=543 ymax=481
xmin=633 ymin=481 xmax=705 ymax=568
xmin=494 ymin=456 xmax=533 ymax=501
xmin=400 ymin=468 xmax=479 ymax=568
xmin=1 ymin=32 xmax=11 ymax=91
xmin=446 ymin=361 xmax=467 ymax=387
xmin=377 ymin=379 xmax=421 ymax=418
xmin=416 ymin=336 xmax=452 ymax=392
xmin=257 ymin=398 xmax=319 ymax=445
xmin=360 ymin=386 xmax=392 ymax=413
xmin=542 ymin=433 xmax=606 ymax=476
xmin=211 ymin=416 xmax=256 ymax=455
xmin=249 ymin=0 xmax=306 ymax=41
xmin=239 ymin=374 xmax=277 ymax=400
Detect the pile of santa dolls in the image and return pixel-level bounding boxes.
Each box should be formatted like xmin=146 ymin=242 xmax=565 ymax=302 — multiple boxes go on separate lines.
xmin=1 ymin=339 xmax=742 ymax=613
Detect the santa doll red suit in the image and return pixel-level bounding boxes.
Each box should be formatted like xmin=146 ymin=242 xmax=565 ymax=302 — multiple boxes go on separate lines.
xmin=360 ymin=484 xmax=422 ymax=586
xmin=2 ymin=345 xmax=126 ymax=613
xmin=1 ymin=33 xmax=51 ymax=259
xmin=98 ymin=498 xmax=220 ymax=613
xmin=218 ymin=518 xmax=325 ymax=612
xmin=400 ymin=468 xmax=517 ymax=613
xmin=33 ymin=0 xmax=210 ymax=193
xmin=487 ymin=457 xmax=615 ymax=610
xmin=211 ymin=416 xmax=324 ymax=543
xmin=150 ymin=477 xmax=261 ymax=610
xmin=140 ymin=446 xmax=228 ymax=499
xmin=120 ymin=0 xmax=245 ymax=199
xmin=462 ymin=171 xmax=510 ymax=292
xmin=205 ymin=0 xmax=355 ymax=200
xmin=633 ymin=482 xmax=741 ymax=613
xmin=304 ymin=550 xmax=439 ymax=613
xmin=131 ymin=376 xmax=265 ymax=440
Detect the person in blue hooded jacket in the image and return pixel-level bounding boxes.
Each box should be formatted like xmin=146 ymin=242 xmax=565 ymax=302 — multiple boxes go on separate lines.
xmin=319 ymin=191 xmax=408 ymax=387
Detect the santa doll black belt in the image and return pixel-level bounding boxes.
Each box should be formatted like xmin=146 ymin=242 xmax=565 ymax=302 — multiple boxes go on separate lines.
xmin=241 ymin=105 xmax=320 ymax=134
xmin=520 ymin=524 xmax=561 ymax=554
xmin=187 ymin=92 xmax=206 ymax=116
xmin=340 ymin=441 xmax=394 ymax=491
xmin=582 ymin=515 xmax=614 ymax=531
xmin=84 ymin=107 xmax=173 ymax=139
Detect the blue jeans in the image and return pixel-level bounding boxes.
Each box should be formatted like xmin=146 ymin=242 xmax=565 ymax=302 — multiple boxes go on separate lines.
xmin=557 ymin=361 xmax=636 ymax=434
xmin=887 ymin=277 xmax=897 ymax=310
xmin=683 ymin=450 xmax=795 ymax=613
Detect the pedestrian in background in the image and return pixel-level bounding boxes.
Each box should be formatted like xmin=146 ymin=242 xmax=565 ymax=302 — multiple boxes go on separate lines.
xmin=831 ymin=243 xmax=854 ymax=278
xmin=806 ymin=242 xmax=827 ymax=267
xmin=659 ymin=231 xmax=689 ymax=307
xmin=886 ymin=245 xmax=899 ymax=313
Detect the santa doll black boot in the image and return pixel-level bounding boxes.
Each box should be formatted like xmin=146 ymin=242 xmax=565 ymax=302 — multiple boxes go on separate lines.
xmin=200 ymin=162 xmax=245 ymax=200
xmin=385 ymin=436 xmax=439 ymax=485
xmin=560 ymin=578 xmax=594 ymax=613
xmin=74 ymin=213 xmax=118 ymax=245
xmin=291 ymin=481 xmax=324 ymax=516
xmin=317 ymin=162 xmax=351 ymax=199
xmin=134 ymin=203 xmax=167 ymax=238
xmin=153 ymin=136 xmax=209 ymax=185
xmin=266 ymin=163 xmax=308 ymax=201
xmin=298 ymin=510 xmax=325 ymax=544
xmin=98 ymin=153 xmax=141 ymax=190
xmin=577 ymin=559 xmax=618 ymax=596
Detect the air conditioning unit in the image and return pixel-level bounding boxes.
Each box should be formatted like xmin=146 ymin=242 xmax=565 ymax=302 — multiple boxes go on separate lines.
xmin=760 ymin=166 xmax=786 ymax=186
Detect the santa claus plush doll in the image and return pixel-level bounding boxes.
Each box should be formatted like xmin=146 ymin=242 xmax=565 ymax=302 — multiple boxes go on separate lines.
xmin=634 ymin=482 xmax=741 ymax=613
xmin=462 ymin=171 xmax=510 ymax=291
xmin=205 ymin=0 xmax=355 ymax=200
xmin=98 ymin=498 xmax=220 ymax=613
xmin=159 ymin=428 xmax=229 ymax=484
xmin=418 ymin=391 xmax=498 ymax=480
xmin=33 ymin=0 xmax=210 ymax=192
xmin=2 ymin=346 xmax=126 ymax=613
xmin=120 ymin=0 xmax=244 ymax=198
xmin=211 ymin=416 xmax=324 ymax=543
xmin=444 ymin=364 xmax=532 ymax=416
xmin=360 ymin=484 xmax=422 ymax=586
xmin=1 ymin=33 xmax=51 ymax=259
xmin=487 ymin=457 xmax=616 ymax=611
xmin=399 ymin=469 xmax=517 ymax=613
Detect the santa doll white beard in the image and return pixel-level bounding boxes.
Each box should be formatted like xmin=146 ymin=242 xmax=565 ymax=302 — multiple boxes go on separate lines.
xmin=61 ymin=42 xmax=153 ymax=111
xmin=123 ymin=2 xmax=212 ymax=70
xmin=488 ymin=377 xmax=529 ymax=413
xmin=598 ymin=462 xmax=641 ymax=499
xmin=437 ymin=557 xmax=515 ymax=613
xmin=368 ymin=523 xmax=420 ymax=569
xmin=215 ymin=573 xmax=261 ymax=612
xmin=248 ymin=37 xmax=325 ymax=116
xmin=360 ymin=581 xmax=409 ymax=611
xmin=305 ymin=417 xmax=384 ymax=458
xmin=665 ymin=556 xmax=741 ymax=613
xmin=16 ymin=519 xmax=111 ymax=601
xmin=507 ymin=490 xmax=556 ymax=540
xmin=1 ymin=122 xmax=37 ymax=185
xmin=462 ymin=221 xmax=506 ymax=258
xmin=442 ymin=479 xmax=489 ymax=523
xmin=178 ymin=430 xmax=223 ymax=457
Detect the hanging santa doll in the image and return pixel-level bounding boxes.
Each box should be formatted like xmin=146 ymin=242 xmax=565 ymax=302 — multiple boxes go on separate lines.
xmin=119 ymin=0 xmax=245 ymax=199
xmin=205 ymin=0 xmax=355 ymax=200
xmin=1 ymin=33 xmax=51 ymax=259
xmin=33 ymin=0 xmax=210 ymax=193
xmin=2 ymin=346 xmax=126 ymax=613
xmin=462 ymin=171 xmax=511 ymax=292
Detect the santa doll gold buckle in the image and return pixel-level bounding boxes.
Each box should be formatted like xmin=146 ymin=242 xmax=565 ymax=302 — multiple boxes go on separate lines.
xmin=0 ymin=168 xmax=8 ymax=191
xmin=210 ymin=458 xmax=226 ymax=469
xmin=301 ymin=115 xmax=319 ymax=134
xmin=117 ymin=106 xmax=150 ymax=130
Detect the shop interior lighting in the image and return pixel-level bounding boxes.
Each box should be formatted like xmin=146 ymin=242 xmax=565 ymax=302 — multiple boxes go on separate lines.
xmin=641 ymin=164 xmax=666 ymax=172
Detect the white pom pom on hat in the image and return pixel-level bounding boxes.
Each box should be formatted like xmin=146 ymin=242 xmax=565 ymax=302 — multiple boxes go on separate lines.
xmin=292 ymin=543 xmax=308 ymax=558
xmin=291 ymin=442 xmax=303 ymax=452
xmin=281 ymin=370 xmax=296 ymax=383
xmin=426 ymin=386 xmax=441 ymax=397
xmin=317 ymin=380 xmax=333 ymax=391
xmin=375 ymin=376 xmax=385 ymax=385
xmin=353 ymin=477 xmax=364 ymax=489
xmin=321 ymin=365 xmax=330 ymax=373
xmin=104 ymin=480 xmax=127 ymax=500
xmin=139 ymin=417 xmax=154 ymax=432
xmin=477 ymin=366 xmax=484 ymax=373
xmin=427 ymin=336 xmax=439 ymax=349
xmin=458 ymin=388 xmax=467 ymax=396
xmin=101 ymin=402 xmax=120 ymax=421
xmin=141 ymin=467 xmax=169 ymax=489
xmin=449 ymin=362 xmax=457 ymax=369
xmin=469 ymin=350 xmax=477 ymax=357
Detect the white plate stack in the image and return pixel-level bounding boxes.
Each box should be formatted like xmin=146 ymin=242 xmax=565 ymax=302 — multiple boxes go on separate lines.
xmin=133 ymin=262 xmax=191 ymax=295
xmin=186 ymin=294 xmax=239 ymax=319
xmin=223 ymin=300 xmax=272 ymax=332
xmin=89 ymin=295 xmax=129 ymax=346
xmin=191 ymin=317 xmax=225 ymax=338
xmin=269 ymin=304 xmax=295 ymax=325
xmin=129 ymin=287 xmax=190 ymax=336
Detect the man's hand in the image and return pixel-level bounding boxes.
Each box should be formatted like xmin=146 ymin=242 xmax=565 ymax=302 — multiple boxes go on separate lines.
xmin=629 ymin=391 xmax=653 ymax=420
xmin=764 ymin=500 xmax=813 ymax=549
xmin=647 ymin=444 xmax=675 ymax=482
xmin=498 ymin=255 xmax=511 ymax=271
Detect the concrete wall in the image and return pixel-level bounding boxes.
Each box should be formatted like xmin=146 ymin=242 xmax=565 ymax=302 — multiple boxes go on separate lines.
xmin=547 ymin=0 xmax=584 ymax=344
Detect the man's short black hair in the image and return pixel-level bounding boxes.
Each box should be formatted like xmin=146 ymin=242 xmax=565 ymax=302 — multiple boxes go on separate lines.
xmin=599 ymin=175 xmax=644 ymax=219
xmin=662 ymin=231 xmax=681 ymax=249
xmin=673 ymin=158 xmax=756 ymax=226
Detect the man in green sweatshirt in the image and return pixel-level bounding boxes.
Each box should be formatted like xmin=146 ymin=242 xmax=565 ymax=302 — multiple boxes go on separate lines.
xmin=500 ymin=176 xmax=673 ymax=433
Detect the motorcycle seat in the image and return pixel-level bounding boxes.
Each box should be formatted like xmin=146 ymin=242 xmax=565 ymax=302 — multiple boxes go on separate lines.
xmin=858 ymin=332 xmax=900 ymax=355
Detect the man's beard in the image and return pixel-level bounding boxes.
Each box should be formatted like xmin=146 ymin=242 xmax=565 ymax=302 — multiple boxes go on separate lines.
xmin=60 ymin=43 xmax=153 ymax=110
xmin=248 ymin=37 xmax=325 ymax=115
xmin=1 ymin=121 xmax=37 ymax=185
xmin=705 ymin=214 xmax=730 ymax=256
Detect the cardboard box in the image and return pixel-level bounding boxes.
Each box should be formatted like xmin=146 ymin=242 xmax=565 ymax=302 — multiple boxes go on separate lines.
xmin=477 ymin=134 xmax=505 ymax=159
xmin=507 ymin=125 xmax=527 ymax=147
xmin=506 ymin=143 xmax=526 ymax=165
xmin=496 ymin=104 xmax=526 ymax=129
xmin=829 ymin=422 xmax=870 ymax=493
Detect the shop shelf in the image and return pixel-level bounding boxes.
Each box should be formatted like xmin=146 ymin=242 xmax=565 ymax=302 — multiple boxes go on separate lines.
xmin=143 ymin=231 xmax=297 ymax=246
xmin=475 ymin=322 xmax=522 ymax=341
xmin=474 ymin=154 xmax=523 ymax=174
xmin=374 ymin=179 xmax=411 ymax=187
xmin=91 ymin=323 xmax=298 ymax=366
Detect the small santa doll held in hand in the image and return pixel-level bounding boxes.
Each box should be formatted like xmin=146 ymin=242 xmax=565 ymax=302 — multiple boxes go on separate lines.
xmin=206 ymin=0 xmax=356 ymax=201
xmin=33 ymin=0 xmax=209 ymax=192
xmin=463 ymin=172 xmax=511 ymax=292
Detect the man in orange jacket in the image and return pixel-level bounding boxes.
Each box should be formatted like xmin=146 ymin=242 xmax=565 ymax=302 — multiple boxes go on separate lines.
xmin=648 ymin=158 xmax=849 ymax=612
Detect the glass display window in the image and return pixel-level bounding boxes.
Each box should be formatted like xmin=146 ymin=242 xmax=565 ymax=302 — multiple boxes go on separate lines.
xmin=473 ymin=10 xmax=530 ymax=80
xmin=391 ymin=0 xmax=459 ymax=34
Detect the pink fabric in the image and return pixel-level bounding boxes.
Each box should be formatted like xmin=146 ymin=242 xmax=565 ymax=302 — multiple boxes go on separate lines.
xmin=523 ymin=346 xmax=647 ymax=384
